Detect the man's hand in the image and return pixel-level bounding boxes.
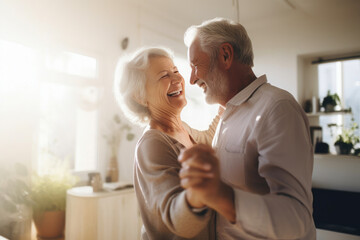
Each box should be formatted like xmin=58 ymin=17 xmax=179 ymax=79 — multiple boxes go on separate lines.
xmin=178 ymin=144 xmax=236 ymax=222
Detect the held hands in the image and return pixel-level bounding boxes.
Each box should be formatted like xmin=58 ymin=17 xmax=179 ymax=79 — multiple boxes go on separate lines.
xmin=178 ymin=144 xmax=235 ymax=222
xmin=178 ymin=144 xmax=221 ymax=208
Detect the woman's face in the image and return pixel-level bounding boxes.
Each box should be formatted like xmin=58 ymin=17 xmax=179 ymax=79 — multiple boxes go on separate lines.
xmin=145 ymin=56 xmax=187 ymax=117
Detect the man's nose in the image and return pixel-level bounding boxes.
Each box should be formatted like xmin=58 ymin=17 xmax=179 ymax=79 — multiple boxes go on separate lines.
xmin=190 ymin=69 xmax=198 ymax=85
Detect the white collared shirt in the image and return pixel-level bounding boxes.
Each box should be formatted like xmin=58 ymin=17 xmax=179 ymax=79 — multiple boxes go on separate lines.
xmin=213 ymin=75 xmax=316 ymax=239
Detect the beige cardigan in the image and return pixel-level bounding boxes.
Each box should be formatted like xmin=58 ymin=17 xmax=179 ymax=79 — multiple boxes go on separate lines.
xmin=134 ymin=116 xmax=219 ymax=240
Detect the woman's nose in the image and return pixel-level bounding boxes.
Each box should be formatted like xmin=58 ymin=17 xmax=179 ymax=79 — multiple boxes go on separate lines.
xmin=171 ymin=74 xmax=182 ymax=84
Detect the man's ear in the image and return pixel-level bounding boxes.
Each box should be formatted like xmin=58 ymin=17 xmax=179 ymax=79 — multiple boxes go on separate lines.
xmin=218 ymin=43 xmax=234 ymax=70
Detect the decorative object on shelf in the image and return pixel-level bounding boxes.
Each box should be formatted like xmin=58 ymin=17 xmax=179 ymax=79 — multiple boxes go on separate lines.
xmin=0 ymin=163 xmax=32 ymax=240
xmin=328 ymin=118 xmax=360 ymax=155
xmin=321 ymin=90 xmax=341 ymax=112
xmin=310 ymin=126 xmax=323 ymax=146
xmin=312 ymin=96 xmax=319 ymax=114
xmin=31 ymin=161 xmax=77 ymax=239
xmin=90 ymin=173 xmax=103 ymax=192
xmin=314 ymin=141 xmax=329 ymax=154
xmin=103 ymin=114 xmax=135 ymax=182
xmin=310 ymin=126 xmax=329 ymax=154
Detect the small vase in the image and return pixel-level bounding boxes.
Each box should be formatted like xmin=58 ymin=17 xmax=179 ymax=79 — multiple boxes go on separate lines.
xmin=106 ymin=151 xmax=119 ymax=183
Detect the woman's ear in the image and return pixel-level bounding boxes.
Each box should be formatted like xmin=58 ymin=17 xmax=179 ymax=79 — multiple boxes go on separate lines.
xmin=133 ymin=93 xmax=147 ymax=107
xmin=218 ymin=43 xmax=234 ymax=70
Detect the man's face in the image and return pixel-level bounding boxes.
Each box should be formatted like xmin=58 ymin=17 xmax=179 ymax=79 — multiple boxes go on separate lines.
xmin=188 ymin=39 xmax=228 ymax=104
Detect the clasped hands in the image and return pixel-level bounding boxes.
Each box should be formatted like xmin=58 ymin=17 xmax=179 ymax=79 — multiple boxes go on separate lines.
xmin=178 ymin=144 xmax=236 ymax=222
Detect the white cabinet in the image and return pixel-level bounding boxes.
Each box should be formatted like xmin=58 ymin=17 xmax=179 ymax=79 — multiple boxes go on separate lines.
xmin=65 ymin=186 xmax=141 ymax=240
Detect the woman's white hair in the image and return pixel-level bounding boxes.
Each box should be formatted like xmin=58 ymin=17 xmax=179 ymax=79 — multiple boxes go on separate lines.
xmin=114 ymin=47 xmax=174 ymax=126
xmin=184 ymin=17 xmax=254 ymax=67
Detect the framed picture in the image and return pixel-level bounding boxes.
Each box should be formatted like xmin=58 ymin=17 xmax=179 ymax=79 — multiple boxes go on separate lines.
xmin=310 ymin=126 xmax=322 ymax=146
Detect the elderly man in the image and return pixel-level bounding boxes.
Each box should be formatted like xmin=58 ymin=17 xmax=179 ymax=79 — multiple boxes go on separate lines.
xmin=179 ymin=18 xmax=316 ymax=239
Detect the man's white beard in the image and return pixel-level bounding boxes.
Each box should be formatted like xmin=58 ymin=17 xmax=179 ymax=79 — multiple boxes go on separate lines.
xmin=204 ymin=65 xmax=228 ymax=105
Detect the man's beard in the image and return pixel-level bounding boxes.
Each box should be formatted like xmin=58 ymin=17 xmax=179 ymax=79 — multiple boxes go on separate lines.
xmin=203 ymin=64 xmax=228 ymax=104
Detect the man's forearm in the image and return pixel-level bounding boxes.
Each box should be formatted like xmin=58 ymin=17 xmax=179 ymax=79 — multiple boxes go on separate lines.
xmin=206 ymin=182 xmax=236 ymax=223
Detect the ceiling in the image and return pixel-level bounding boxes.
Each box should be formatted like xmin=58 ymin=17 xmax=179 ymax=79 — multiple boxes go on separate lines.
xmin=134 ymin=0 xmax=360 ymax=29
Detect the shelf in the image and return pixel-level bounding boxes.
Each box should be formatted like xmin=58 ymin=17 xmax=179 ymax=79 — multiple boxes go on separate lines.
xmin=306 ymin=110 xmax=352 ymax=117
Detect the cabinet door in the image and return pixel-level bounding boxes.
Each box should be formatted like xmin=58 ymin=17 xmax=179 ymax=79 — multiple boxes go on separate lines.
xmin=66 ymin=190 xmax=141 ymax=240
xmin=97 ymin=192 xmax=140 ymax=240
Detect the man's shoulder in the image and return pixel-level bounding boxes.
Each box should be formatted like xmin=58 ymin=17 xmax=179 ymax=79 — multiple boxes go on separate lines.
xmin=259 ymin=83 xmax=296 ymax=103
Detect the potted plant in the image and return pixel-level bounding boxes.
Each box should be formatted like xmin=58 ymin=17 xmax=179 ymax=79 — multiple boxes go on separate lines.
xmin=31 ymin=162 xmax=77 ymax=239
xmin=329 ymin=119 xmax=360 ymax=155
xmin=322 ymin=90 xmax=341 ymax=112
xmin=0 ymin=163 xmax=32 ymax=240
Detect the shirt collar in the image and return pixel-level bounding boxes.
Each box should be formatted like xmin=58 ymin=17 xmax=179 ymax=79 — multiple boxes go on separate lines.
xmin=227 ymin=74 xmax=267 ymax=106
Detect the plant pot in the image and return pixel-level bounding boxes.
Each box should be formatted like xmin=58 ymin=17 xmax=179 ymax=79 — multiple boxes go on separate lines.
xmin=335 ymin=142 xmax=353 ymax=155
xmin=33 ymin=210 xmax=65 ymax=238
xmin=324 ymin=104 xmax=335 ymax=112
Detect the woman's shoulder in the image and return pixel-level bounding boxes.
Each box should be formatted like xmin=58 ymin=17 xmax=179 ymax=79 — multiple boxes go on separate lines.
xmin=139 ymin=129 xmax=169 ymax=142
xmin=137 ymin=129 xmax=177 ymax=151
xmin=135 ymin=129 xmax=180 ymax=166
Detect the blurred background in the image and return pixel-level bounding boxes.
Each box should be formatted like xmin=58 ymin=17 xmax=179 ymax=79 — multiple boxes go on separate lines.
xmin=0 ymin=0 xmax=359 ymax=239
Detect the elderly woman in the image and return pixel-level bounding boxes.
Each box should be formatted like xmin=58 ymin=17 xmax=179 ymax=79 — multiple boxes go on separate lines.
xmin=114 ymin=47 xmax=220 ymax=239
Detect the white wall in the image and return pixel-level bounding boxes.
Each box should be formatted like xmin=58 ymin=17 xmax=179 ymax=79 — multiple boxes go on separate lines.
xmin=246 ymin=5 xmax=360 ymax=102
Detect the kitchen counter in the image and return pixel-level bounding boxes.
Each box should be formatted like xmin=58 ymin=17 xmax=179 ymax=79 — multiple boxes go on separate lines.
xmin=313 ymin=154 xmax=360 ymax=192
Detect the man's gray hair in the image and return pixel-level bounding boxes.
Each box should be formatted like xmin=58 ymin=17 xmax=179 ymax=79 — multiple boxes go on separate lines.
xmin=114 ymin=47 xmax=174 ymax=126
xmin=184 ymin=17 xmax=254 ymax=67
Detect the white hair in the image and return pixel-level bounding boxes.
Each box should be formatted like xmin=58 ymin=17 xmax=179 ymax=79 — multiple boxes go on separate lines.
xmin=114 ymin=47 xmax=174 ymax=126
xmin=184 ymin=17 xmax=254 ymax=67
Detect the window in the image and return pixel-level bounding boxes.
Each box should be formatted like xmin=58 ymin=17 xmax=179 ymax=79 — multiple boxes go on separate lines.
xmin=174 ymin=57 xmax=219 ymax=130
xmin=318 ymin=59 xmax=360 ymax=153
xmin=0 ymin=40 xmax=100 ymax=174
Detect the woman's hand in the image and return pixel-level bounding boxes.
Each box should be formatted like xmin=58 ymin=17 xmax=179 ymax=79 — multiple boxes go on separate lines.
xmin=179 ymin=145 xmax=219 ymax=204
xmin=178 ymin=144 xmax=236 ymax=223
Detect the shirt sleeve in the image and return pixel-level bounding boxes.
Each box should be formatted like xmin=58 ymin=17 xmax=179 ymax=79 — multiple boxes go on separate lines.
xmin=136 ymin=132 xmax=212 ymax=238
xmin=233 ymin=100 xmax=314 ymax=239
xmin=183 ymin=114 xmax=220 ymax=145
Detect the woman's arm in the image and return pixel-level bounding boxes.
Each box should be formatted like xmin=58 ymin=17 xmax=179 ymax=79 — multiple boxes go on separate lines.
xmin=135 ymin=130 xmax=212 ymax=238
